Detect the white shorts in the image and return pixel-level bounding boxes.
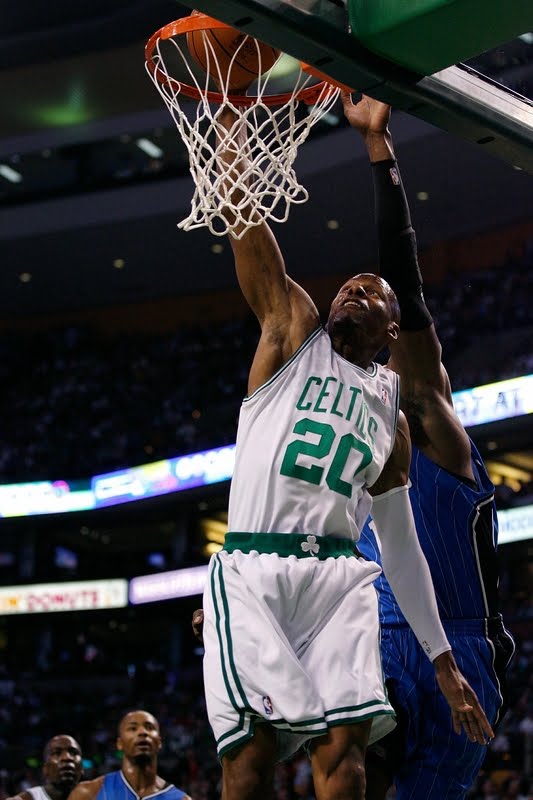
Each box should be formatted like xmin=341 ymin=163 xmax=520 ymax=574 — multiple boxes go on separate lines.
xmin=203 ymin=541 xmax=396 ymax=760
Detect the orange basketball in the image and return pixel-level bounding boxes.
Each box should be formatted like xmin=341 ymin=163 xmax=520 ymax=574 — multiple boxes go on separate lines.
xmin=186 ymin=11 xmax=281 ymax=92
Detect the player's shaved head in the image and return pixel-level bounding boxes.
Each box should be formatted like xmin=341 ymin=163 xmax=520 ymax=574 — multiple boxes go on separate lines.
xmin=118 ymin=709 xmax=159 ymax=736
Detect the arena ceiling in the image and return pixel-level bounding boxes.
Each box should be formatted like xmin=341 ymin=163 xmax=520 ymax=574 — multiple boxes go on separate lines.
xmin=0 ymin=1 xmax=533 ymax=319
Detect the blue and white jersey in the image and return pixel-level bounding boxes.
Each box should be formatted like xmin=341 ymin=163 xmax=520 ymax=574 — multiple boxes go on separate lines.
xmin=359 ymin=439 xmax=500 ymax=625
xmin=96 ymin=772 xmax=188 ymax=800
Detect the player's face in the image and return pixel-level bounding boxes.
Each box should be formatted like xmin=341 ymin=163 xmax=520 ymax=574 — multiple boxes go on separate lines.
xmin=117 ymin=711 xmax=162 ymax=760
xmin=328 ymin=274 xmax=397 ymax=339
xmin=43 ymin=736 xmax=83 ymax=790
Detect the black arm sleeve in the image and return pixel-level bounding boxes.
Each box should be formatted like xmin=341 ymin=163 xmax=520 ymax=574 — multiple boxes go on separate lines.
xmin=371 ymin=158 xmax=433 ymax=331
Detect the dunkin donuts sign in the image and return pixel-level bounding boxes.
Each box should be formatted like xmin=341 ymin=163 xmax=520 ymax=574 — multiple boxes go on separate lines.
xmin=0 ymin=579 xmax=128 ymax=615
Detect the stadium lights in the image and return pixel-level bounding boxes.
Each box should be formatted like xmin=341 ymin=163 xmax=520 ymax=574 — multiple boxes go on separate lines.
xmin=0 ymin=164 xmax=22 ymax=183
xmin=136 ymin=138 xmax=164 ymax=159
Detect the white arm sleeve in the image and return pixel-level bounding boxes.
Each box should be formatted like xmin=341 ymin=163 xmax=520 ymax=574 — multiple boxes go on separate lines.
xmin=371 ymin=484 xmax=451 ymax=662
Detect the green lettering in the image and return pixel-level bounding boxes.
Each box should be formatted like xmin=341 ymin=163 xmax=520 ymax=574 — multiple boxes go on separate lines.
xmin=330 ymin=382 xmax=345 ymax=417
xmin=368 ymin=417 xmax=378 ymax=445
xmin=355 ymin=400 xmax=368 ymax=438
xmin=313 ymin=376 xmax=337 ymax=413
xmin=296 ymin=376 xmax=322 ymax=411
xmin=346 ymin=386 xmax=361 ymax=422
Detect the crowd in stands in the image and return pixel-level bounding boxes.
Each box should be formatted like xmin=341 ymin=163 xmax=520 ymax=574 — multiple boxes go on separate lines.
xmin=0 ymin=239 xmax=532 ymax=485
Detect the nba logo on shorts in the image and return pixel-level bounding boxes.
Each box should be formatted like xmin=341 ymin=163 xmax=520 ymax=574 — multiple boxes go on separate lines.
xmin=389 ymin=166 xmax=400 ymax=186
xmin=262 ymin=695 xmax=274 ymax=715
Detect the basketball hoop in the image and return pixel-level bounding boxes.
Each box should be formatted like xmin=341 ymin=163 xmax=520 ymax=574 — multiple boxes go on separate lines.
xmin=145 ymin=13 xmax=346 ymax=238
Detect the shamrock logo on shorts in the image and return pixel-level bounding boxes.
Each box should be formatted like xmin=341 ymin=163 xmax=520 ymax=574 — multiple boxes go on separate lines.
xmin=301 ymin=535 xmax=320 ymax=555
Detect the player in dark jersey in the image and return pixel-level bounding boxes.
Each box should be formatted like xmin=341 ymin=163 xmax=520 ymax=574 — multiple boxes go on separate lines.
xmin=67 ymin=711 xmax=191 ymax=800
xmin=345 ymin=94 xmax=516 ymax=799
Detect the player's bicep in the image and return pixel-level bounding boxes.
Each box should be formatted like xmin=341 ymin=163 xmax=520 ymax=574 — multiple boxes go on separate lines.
xmin=389 ymin=325 xmax=449 ymax=395
xmin=229 ymin=221 xmax=293 ymax=324
xmin=247 ymin=278 xmax=320 ymax=394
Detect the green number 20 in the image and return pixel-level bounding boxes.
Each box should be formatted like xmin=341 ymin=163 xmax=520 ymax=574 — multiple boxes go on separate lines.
xmin=280 ymin=418 xmax=372 ymax=498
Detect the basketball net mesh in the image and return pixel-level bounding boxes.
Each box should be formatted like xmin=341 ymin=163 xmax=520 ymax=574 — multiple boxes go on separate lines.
xmin=146 ymin=31 xmax=340 ymax=238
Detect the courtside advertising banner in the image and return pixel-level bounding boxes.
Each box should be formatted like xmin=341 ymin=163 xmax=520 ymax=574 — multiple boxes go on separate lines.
xmin=129 ymin=565 xmax=209 ymax=604
xmin=498 ymin=504 xmax=533 ymax=545
xmin=0 ymin=579 xmax=128 ymax=616
xmin=452 ymin=374 xmax=533 ymax=428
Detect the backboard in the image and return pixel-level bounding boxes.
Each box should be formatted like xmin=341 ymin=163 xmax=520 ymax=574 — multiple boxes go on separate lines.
xmin=176 ymin=0 xmax=533 ymax=174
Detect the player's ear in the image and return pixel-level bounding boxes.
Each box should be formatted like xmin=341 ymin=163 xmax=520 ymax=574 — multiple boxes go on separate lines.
xmin=116 ymin=737 xmax=123 ymax=753
xmin=387 ymin=320 xmax=399 ymax=341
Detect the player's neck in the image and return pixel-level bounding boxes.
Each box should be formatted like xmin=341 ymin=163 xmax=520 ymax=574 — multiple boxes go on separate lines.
xmin=330 ymin=333 xmax=373 ymax=370
xmin=121 ymin=760 xmax=162 ymax=795
xmin=43 ymin=784 xmax=70 ymax=800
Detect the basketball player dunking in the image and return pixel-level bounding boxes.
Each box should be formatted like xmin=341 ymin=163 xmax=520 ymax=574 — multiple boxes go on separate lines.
xmin=198 ymin=103 xmax=494 ymax=800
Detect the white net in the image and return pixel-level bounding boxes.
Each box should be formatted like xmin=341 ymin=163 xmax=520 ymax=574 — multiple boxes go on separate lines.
xmin=146 ymin=26 xmax=341 ymax=238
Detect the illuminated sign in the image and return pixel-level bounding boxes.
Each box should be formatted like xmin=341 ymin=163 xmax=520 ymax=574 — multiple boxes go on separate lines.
xmin=129 ymin=566 xmax=208 ymax=604
xmin=0 ymin=373 xmax=530 ymax=518
xmin=0 ymin=480 xmax=94 ymax=518
xmin=92 ymin=445 xmax=236 ymax=508
xmin=0 ymin=579 xmax=128 ymax=616
xmin=498 ymin=504 xmax=533 ymax=545
xmin=452 ymin=374 xmax=533 ymax=428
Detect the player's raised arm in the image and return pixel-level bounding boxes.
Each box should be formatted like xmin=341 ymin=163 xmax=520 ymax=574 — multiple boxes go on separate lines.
xmin=342 ymin=93 xmax=473 ymax=477
xmin=217 ymin=105 xmax=320 ymax=393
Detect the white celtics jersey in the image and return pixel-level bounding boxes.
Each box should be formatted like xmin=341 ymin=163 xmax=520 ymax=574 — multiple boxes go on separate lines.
xmin=228 ymin=327 xmax=400 ymax=541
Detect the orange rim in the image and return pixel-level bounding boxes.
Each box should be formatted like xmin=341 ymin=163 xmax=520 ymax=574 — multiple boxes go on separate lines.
xmin=145 ymin=13 xmax=341 ymax=107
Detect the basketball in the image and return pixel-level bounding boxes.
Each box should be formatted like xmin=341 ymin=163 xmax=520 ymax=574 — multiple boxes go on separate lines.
xmin=186 ymin=11 xmax=281 ymax=92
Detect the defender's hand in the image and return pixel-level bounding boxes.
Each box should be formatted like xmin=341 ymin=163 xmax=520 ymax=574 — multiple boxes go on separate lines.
xmin=434 ymin=651 xmax=495 ymax=744
xmin=340 ymin=92 xmax=391 ymax=137
xmin=192 ymin=609 xmax=204 ymax=643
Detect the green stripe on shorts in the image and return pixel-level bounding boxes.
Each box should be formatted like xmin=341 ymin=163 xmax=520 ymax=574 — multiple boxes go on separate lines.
xmin=224 ymin=531 xmax=359 ymax=559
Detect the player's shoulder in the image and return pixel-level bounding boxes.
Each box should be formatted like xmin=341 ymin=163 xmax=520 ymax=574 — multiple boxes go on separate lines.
xmin=166 ymin=785 xmax=190 ymax=800
xmin=7 ymin=792 xmax=35 ymax=800
xmin=68 ymin=775 xmax=106 ymax=800
xmin=162 ymin=784 xmax=190 ymax=800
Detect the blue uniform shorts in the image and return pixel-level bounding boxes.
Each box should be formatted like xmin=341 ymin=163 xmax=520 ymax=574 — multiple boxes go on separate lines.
xmin=369 ymin=616 xmax=514 ymax=799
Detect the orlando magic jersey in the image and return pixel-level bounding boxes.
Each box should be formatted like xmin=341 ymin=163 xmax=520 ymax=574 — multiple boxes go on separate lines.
xmin=359 ymin=439 xmax=500 ymax=623
xmin=229 ymin=327 xmax=400 ymax=540
xmin=95 ymin=772 xmax=187 ymax=800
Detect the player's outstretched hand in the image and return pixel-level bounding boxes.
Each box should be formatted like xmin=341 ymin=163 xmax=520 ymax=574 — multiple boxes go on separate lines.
xmin=192 ymin=608 xmax=204 ymax=643
xmin=340 ymin=92 xmax=391 ymax=138
xmin=433 ymin=651 xmax=495 ymax=744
